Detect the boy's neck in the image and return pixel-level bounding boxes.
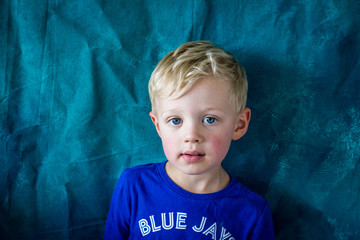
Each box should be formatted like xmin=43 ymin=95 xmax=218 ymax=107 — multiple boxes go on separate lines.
xmin=165 ymin=162 xmax=230 ymax=194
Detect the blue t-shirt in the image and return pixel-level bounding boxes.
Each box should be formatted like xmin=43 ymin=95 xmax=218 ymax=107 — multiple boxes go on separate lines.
xmin=104 ymin=161 xmax=275 ymax=239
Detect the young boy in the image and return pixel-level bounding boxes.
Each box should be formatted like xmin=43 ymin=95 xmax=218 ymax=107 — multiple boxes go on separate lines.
xmin=104 ymin=41 xmax=275 ymax=239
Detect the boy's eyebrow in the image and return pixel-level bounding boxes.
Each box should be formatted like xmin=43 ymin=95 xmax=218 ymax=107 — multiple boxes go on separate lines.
xmin=203 ymin=107 xmax=225 ymax=113
xmin=160 ymin=108 xmax=182 ymax=117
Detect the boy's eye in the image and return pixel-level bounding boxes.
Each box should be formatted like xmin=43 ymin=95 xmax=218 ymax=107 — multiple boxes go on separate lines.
xmin=203 ymin=117 xmax=218 ymax=125
xmin=169 ymin=118 xmax=182 ymax=125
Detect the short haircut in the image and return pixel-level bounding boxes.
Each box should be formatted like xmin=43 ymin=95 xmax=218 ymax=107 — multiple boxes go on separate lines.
xmin=148 ymin=41 xmax=248 ymax=113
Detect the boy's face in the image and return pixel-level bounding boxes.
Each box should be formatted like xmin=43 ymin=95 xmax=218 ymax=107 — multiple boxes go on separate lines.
xmin=150 ymin=77 xmax=250 ymax=179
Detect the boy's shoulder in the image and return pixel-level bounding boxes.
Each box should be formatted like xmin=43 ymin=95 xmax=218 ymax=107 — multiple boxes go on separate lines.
xmin=231 ymin=179 xmax=270 ymax=212
xmin=118 ymin=161 xmax=163 ymax=183
xmin=233 ymin=178 xmax=266 ymax=200
xmin=122 ymin=161 xmax=161 ymax=174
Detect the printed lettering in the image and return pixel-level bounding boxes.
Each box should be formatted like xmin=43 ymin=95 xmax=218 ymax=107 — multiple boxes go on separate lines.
xmin=203 ymin=222 xmax=217 ymax=240
xmin=192 ymin=217 xmax=207 ymax=232
xmin=138 ymin=212 xmax=235 ymax=238
xmin=161 ymin=212 xmax=174 ymax=230
xmin=139 ymin=219 xmax=151 ymax=236
xmin=220 ymin=227 xmax=232 ymax=240
xmin=150 ymin=215 xmax=161 ymax=232
xmin=175 ymin=212 xmax=187 ymax=229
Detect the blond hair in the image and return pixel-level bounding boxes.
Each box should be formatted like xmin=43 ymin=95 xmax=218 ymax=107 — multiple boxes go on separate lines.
xmin=148 ymin=41 xmax=248 ymax=113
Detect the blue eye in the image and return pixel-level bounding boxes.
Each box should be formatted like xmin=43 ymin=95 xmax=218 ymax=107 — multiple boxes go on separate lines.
xmin=169 ymin=118 xmax=182 ymax=125
xmin=203 ymin=117 xmax=217 ymax=125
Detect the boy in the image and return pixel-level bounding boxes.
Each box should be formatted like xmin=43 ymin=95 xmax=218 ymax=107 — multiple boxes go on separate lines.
xmin=104 ymin=41 xmax=275 ymax=239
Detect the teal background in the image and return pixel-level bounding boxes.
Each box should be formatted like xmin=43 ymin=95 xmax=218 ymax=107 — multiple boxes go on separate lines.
xmin=1 ymin=0 xmax=359 ymax=239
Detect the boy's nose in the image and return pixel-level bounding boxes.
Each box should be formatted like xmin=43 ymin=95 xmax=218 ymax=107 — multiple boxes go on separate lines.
xmin=184 ymin=125 xmax=204 ymax=143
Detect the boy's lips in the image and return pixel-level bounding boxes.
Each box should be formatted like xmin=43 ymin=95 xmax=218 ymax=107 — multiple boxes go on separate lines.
xmin=181 ymin=150 xmax=205 ymax=162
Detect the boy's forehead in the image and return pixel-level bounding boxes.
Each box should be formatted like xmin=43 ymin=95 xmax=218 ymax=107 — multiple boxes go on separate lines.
xmin=153 ymin=77 xmax=236 ymax=114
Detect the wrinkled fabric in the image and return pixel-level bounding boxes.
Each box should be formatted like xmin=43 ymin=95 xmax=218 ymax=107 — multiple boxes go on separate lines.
xmin=0 ymin=0 xmax=359 ymax=239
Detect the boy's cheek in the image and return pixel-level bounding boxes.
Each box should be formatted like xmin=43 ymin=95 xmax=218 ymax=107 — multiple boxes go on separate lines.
xmin=161 ymin=137 xmax=177 ymax=159
xmin=209 ymin=135 xmax=232 ymax=159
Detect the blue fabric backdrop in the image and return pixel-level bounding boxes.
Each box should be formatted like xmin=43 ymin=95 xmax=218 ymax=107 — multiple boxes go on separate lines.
xmin=1 ymin=0 xmax=359 ymax=239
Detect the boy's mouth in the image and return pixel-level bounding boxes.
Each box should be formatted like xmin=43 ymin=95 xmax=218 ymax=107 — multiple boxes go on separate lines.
xmin=181 ymin=151 xmax=205 ymax=162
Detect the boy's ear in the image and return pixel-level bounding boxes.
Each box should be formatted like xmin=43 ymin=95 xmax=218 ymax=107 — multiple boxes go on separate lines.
xmin=149 ymin=111 xmax=161 ymax=137
xmin=232 ymin=108 xmax=251 ymax=140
